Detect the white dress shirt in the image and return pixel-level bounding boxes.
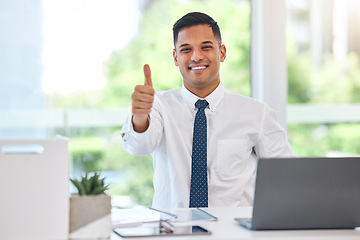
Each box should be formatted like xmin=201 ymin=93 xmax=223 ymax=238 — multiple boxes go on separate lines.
xmin=121 ymin=82 xmax=296 ymax=208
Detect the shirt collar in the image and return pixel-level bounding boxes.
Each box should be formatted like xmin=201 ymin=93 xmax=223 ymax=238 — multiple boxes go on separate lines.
xmin=180 ymin=82 xmax=225 ymax=112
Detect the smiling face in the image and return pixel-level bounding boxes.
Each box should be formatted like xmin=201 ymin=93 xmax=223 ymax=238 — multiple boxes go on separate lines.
xmin=173 ymin=24 xmax=226 ymax=98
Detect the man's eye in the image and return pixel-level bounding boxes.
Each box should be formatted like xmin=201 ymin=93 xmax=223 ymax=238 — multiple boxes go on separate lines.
xmin=202 ymin=46 xmax=213 ymax=50
xmin=180 ymin=48 xmax=191 ymax=53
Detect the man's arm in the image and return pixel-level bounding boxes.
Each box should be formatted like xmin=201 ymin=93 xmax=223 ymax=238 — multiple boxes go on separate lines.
xmin=255 ymin=105 xmax=296 ymax=158
xmin=131 ymin=64 xmax=155 ymax=133
xmin=121 ymin=64 xmax=163 ymax=156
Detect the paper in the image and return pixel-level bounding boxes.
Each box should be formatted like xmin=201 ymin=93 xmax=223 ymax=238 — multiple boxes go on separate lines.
xmin=112 ymin=207 xmax=162 ymax=228
xmin=163 ymin=208 xmax=218 ymax=222
xmin=145 ymin=207 xmax=217 ymax=222
xmin=111 ymin=207 xmax=217 ymax=229
xmin=114 ymin=225 xmax=210 ymax=238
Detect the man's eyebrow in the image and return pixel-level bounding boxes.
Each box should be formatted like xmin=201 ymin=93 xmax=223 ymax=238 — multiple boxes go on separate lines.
xmin=179 ymin=43 xmax=190 ymax=48
xmin=202 ymin=41 xmax=214 ymax=45
xmin=178 ymin=41 xmax=214 ymax=48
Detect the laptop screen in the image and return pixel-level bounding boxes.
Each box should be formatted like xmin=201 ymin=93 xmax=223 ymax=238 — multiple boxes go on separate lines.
xmin=250 ymin=157 xmax=360 ymax=230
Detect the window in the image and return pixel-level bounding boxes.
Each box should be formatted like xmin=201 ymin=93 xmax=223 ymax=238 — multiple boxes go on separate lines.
xmin=286 ymin=0 xmax=360 ymax=157
xmin=0 ymin=0 xmax=251 ymax=207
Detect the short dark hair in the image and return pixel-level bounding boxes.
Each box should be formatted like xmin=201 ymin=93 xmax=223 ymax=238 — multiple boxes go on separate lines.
xmin=173 ymin=12 xmax=222 ymax=47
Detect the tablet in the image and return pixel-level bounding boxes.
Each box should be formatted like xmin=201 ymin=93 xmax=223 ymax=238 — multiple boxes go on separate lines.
xmin=114 ymin=225 xmax=211 ymax=238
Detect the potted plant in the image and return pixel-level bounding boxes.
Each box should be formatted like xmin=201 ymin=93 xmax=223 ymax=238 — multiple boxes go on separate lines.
xmin=69 ymin=172 xmax=112 ymax=239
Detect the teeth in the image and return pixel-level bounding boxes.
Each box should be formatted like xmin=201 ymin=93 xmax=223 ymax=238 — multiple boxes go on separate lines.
xmin=191 ymin=66 xmax=206 ymax=70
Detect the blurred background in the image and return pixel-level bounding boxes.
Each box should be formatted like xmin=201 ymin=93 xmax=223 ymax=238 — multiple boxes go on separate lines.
xmin=1 ymin=0 xmax=359 ymax=207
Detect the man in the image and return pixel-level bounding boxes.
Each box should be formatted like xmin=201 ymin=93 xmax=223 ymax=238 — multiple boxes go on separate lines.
xmin=121 ymin=12 xmax=295 ymax=208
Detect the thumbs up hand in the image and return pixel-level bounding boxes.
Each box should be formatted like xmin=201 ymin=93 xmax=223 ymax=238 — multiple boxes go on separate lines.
xmin=131 ymin=64 xmax=155 ymax=133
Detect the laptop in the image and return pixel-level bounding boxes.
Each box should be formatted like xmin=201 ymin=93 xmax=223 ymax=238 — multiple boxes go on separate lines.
xmin=235 ymin=157 xmax=360 ymax=230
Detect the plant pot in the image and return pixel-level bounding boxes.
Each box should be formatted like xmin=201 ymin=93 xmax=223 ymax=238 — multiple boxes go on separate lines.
xmin=69 ymin=193 xmax=112 ymax=239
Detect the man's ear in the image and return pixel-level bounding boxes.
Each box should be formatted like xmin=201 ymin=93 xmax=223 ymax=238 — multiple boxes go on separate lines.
xmin=220 ymin=44 xmax=226 ymax=62
xmin=173 ymin=49 xmax=179 ymax=66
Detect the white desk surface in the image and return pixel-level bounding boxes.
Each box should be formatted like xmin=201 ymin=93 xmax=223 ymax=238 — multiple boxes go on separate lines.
xmin=111 ymin=207 xmax=360 ymax=240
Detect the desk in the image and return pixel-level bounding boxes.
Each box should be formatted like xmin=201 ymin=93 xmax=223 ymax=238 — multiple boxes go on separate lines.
xmin=111 ymin=207 xmax=360 ymax=240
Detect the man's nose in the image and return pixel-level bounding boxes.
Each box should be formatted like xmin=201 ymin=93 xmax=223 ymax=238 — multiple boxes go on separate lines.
xmin=191 ymin=48 xmax=204 ymax=62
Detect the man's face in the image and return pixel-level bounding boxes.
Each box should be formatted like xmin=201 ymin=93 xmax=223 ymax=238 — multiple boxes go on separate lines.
xmin=173 ymin=24 xmax=226 ymax=97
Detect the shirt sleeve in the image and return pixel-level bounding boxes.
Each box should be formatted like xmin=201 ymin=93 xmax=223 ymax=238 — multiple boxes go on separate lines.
xmin=121 ymin=97 xmax=164 ymax=156
xmin=255 ymin=104 xmax=297 ymax=158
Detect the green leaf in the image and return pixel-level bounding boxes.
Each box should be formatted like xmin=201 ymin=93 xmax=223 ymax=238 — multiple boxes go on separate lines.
xmin=70 ymin=179 xmax=86 ymax=195
xmin=70 ymin=172 xmax=110 ymax=195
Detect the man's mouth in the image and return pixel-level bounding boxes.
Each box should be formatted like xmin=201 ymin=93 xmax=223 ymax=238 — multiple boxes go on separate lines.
xmin=188 ymin=65 xmax=208 ymax=70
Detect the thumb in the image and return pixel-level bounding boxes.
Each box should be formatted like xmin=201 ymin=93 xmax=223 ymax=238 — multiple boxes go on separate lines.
xmin=143 ymin=64 xmax=153 ymax=87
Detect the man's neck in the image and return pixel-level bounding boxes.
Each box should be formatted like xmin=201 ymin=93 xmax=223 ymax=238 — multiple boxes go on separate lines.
xmin=184 ymin=81 xmax=220 ymax=99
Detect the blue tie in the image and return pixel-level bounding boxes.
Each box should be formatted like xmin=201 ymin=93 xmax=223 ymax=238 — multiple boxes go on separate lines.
xmin=189 ymin=99 xmax=209 ymax=208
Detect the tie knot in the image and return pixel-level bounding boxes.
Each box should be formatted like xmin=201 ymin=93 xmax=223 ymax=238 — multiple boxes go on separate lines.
xmin=195 ymin=99 xmax=209 ymax=110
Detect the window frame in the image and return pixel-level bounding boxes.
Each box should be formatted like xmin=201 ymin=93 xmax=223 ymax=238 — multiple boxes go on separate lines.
xmin=251 ymin=0 xmax=288 ymax=128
